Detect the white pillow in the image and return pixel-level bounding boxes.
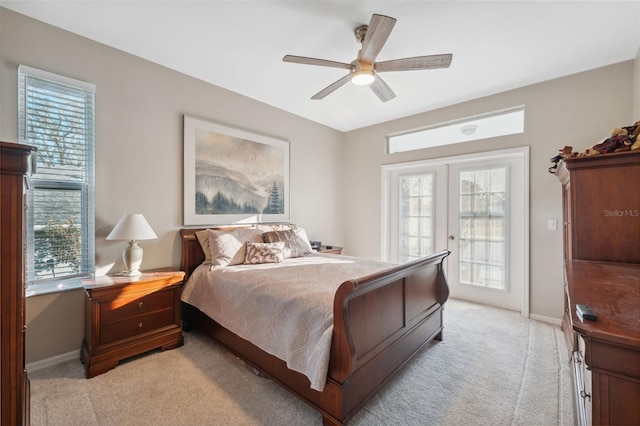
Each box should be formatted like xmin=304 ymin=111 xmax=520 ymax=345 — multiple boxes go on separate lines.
xmin=293 ymin=227 xmax=313 ymax=254
xmin=207 ymin=228 xmax=264 ymax=267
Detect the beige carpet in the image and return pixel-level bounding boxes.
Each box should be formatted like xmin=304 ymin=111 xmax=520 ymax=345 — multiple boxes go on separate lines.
xmin=29 ymin=299 xmax=575 ymax=425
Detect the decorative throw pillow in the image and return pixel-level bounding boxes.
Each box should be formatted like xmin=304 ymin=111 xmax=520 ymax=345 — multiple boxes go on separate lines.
xmin=254 ymin=223 xmax=296 ymax=232
xmin=293 ymin=227 xmax=313 ymax=254
xmin=262 ymin=228 xmax=312 ymax=258
xmin=244 ymin=241 xmax=285 ymax=264
xmin=195 ymin=229 xmax=212 ymax=264
xmin=207 ymin=228 xmax=264 ymax=267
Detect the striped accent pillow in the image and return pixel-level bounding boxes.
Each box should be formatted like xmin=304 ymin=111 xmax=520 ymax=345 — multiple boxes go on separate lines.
xmin=262 ymin=228 xmax=312 ymax=258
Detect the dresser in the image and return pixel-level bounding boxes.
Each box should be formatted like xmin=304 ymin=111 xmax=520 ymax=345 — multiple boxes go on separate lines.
xmin=557 ymin=151 xmax=640 ymax=426
xmin=80 ymin=270 xmax=185 ymax=378
xmin=0 ymin=141 xmax=36 ymax=425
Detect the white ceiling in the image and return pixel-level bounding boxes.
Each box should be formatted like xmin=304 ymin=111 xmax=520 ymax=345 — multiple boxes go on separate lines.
xmin=2 ymin=1 xmax=639 ymax=132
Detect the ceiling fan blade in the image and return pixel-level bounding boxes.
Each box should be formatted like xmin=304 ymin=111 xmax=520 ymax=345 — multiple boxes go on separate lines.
xmin=370 ymin=75 xmax=396 ymax=102
xmin=376 ymin=54 xmax=453 ymax=73
xmin=359 ymin=14 xmax=396 ymax=64
xmin=283 ymin=55 xmax=352 ymax=70
xmin=311 ymin=74 xmax=352 ymax=100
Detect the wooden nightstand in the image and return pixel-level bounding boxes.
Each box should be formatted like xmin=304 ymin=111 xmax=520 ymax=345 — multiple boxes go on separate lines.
xmin=317 ymin=245 xmax=343 ymax=254
xmin=80 ymin=270 xmax=185 ymax=378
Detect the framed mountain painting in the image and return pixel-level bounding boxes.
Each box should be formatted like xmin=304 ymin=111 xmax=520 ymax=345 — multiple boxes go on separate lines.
xmin=183 ymin=115 xmax=290 ymax=225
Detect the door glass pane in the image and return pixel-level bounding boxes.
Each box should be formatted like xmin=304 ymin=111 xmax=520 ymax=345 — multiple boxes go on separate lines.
xmin=458 ymin=167 xmax=507 ymax=289
xmin=399 ymin=173 xmax=435 ymax=262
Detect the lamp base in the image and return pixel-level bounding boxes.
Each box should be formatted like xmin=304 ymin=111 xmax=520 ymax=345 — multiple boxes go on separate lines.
xmin=122 ymin=240 xmax=144 ymax=276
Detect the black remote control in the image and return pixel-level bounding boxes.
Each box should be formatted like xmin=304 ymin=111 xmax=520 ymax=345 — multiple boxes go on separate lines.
xmin=576 ymin=304 xmax=597 ymax=321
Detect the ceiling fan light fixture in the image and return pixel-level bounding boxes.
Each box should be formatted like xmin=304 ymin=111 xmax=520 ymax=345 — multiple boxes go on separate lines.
xmin=351 ymin=69 xmax=375 ymax=86
xmin=283 ymin=14 xmax=452 ymax=101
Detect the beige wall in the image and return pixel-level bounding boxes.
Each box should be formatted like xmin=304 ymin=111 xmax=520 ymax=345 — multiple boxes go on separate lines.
xmin=1 ymin=8 xmax=344 ymax=363
xmin=341 ymin=62 xmax=634 ymax=321
xmin=1 ymin=7 xmax=637 ymax=364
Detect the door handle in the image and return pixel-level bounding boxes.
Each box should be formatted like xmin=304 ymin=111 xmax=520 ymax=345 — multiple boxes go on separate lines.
xmin=448 ymin=235 xmax=455 ymax=240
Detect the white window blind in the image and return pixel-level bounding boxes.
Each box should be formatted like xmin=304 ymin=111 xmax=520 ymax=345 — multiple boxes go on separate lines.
xmin=18 ymin=65 xmax=95 ymax=290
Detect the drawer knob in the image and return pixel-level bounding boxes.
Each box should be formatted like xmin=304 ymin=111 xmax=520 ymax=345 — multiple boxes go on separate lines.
xmin=137 ymin=301 xmax=143 ymax=308
xmin=137 ymin=322 xmax=143 ymax=328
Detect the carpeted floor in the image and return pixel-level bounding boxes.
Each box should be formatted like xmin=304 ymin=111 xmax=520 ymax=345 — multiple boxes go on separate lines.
xmin=29 ymin=299 xmax=575 ymax=425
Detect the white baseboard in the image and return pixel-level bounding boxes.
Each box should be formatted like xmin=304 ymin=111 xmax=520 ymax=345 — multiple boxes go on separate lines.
xmin=531 ymin=313 xmax=562 ymax=326
xmin=26 ymin=349 xmax=80 ymax=373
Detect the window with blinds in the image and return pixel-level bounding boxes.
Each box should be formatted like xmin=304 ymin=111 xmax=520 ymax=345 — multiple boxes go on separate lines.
xmin=18 ymin=65 xmax=95 ymax=290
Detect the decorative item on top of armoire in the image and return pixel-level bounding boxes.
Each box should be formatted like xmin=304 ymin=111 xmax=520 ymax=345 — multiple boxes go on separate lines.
xmin=549 ymin=121 xmax=640 ymax=173
xmin=1 ymin=141 xmax=37 ymax=425
xmin=575 ymin=120 xmax=640 ymax=157
xmin=556 ymin=150 xmax=640 ymax=426
xmin=548 ymin=120 xmax=640 ymax=174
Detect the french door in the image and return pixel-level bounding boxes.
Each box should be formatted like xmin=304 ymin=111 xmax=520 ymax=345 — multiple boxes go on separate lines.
xmin=383 ymin=147 xmax=529 ymax=314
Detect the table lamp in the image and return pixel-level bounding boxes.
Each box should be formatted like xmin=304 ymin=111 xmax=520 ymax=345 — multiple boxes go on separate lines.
xmin=106 ymin=214 xmax=157 ymax=276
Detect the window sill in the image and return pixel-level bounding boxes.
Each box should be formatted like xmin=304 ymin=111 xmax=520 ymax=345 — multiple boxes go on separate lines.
xmin=26 ymin=278 xmax=85 ymax=297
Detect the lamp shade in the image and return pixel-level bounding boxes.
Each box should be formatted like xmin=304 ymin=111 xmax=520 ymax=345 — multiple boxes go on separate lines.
xmin=106 ymin=214 xmax=157 ymax=241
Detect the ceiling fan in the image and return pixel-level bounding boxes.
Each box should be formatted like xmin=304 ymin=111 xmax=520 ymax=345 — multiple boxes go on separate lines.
xmin=283 ymin=14 xmax=453 ymax=102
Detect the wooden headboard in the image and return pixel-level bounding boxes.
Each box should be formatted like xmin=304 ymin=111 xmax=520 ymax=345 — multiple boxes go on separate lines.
xmin=179 ymin=228 xmax=205 ymax=281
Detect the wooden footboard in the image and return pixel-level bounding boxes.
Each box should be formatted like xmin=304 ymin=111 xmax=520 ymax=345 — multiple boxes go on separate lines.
xmin=180 ymin=229 xmax=449 ymax=425
xmin=323 ymin=250 xmax=449 ymax=424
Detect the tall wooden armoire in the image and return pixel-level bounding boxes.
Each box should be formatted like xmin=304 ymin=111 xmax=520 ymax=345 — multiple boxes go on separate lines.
xmin=1 ymin=141 xmax=36 ymax=425
xmin=557 ymin=150 xmax=640 ymax=426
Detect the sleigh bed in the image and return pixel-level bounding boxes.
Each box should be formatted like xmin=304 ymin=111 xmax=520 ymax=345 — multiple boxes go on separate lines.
xmin=179 ymin=227 xmax=450 ymax=425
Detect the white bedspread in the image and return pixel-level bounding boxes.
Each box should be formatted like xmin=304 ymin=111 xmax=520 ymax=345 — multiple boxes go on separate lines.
xmin=180 ymin=253 xmax=393 ymax=391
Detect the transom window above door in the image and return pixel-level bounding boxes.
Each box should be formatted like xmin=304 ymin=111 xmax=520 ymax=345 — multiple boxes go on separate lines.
xmin=387 ymin=106 xmax=525 ymax=153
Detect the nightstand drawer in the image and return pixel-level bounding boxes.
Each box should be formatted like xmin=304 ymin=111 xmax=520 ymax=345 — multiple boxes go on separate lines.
xmin=100 ymin=289 xmax=174 ymax=323
xmin=100 ymin=308 xmax=175 ymax=345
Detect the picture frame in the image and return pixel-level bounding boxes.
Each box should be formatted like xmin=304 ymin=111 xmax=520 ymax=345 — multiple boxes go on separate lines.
xmin=183 ymin=115 xmax=290 ymax=225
